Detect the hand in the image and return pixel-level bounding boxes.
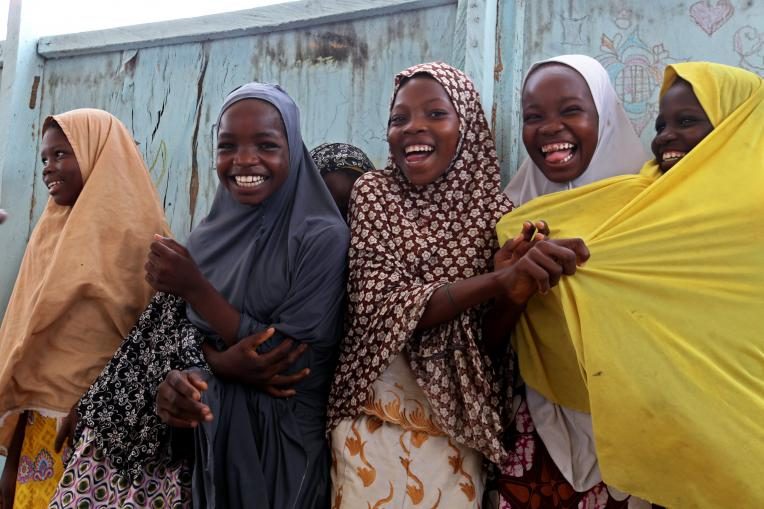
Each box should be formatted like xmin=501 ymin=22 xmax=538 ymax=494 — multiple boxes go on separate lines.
xmin=0 ymin=209 xmax=7 ymax=224
xmin=54 ymin=406 xmax=78 ymax=453
xmin=203 ymin=328 xmax=309 ymax=398
xmin=495 ymin=220 xmax=550 ymax=271
xmin=156 ymin=369 xmax=213 ymax=428
xmin=145 ymin=235 xmax=204 ymax=299
xmin=496 ymin=237 xmax=589 ymax=305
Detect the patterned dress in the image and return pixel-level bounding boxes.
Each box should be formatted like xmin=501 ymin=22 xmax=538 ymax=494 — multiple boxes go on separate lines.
xmin=327 ymin=62 xmax=514 ymax=507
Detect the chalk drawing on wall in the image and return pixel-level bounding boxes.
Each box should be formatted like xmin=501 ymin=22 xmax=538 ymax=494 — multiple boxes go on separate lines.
xmin=733 ymin=26 xmax=764 ymax=75
xmin=597 ymin=27 xmax=680 ymax=135
xmin=689 ymin=0 xmax=734 ymax=36
xmin=560 ymin=14 xmax=589 ymax=46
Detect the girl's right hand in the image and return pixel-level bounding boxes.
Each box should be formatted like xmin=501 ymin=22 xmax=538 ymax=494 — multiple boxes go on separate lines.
xmin=155 ymin=369 xmax=213 ymax=428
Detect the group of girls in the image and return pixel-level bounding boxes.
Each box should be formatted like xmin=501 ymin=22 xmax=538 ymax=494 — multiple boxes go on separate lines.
xmin=0 ymin=53 xmax=760 ymax=509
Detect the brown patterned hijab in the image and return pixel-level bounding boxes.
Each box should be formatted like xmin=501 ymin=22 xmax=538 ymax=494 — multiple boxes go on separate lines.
xmin=327 ymin=62 xmax=513 ymax=464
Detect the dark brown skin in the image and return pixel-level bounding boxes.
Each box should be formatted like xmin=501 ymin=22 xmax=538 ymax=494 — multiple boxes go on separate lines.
xmin=0 ymin=210 xmax=7 ymax=224
xmin=0 ymin=412 xmax=27 ymax=509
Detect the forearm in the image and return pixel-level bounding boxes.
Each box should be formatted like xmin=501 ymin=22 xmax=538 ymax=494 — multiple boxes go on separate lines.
xmin=483 ymin=295 xmax=526 ymax=356
xmin=185 ymin=279 xmax=241 ymax=346
xmin=5 ymin=412 xmax=27 ymax=467
xmin=416 ymin=272 xmax=503 ymax=331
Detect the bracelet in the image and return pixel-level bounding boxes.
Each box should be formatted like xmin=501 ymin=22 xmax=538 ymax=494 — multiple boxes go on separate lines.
xmin=445 ymin=283 xmax=459 ymax=313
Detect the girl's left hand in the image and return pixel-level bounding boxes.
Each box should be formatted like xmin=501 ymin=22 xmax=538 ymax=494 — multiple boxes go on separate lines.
xmin=494 ymin=220 xmax=549 ymax=271
xmin=145 ymin=235 xmax=204 ymax=299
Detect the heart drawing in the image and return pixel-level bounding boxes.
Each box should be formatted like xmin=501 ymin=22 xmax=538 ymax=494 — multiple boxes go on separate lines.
xmin=689 ymin=0 xmax=734 ymax=36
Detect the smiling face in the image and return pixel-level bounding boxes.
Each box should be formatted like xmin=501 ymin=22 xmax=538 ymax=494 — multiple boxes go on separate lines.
xmin=387 ymin=75 xmax=461 ymax=186
xmin=521 ymin=64 xmax=600 ymax=183
xmin=41 ymin=124 xmax=84 ymax=206
xmin=651 ymin=78 xmax=713 ymax=173
xmin=216 ymin=99 xmax=290 ymax=205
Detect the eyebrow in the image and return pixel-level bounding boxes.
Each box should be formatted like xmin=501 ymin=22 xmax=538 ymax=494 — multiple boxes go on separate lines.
xmin=524 ymin=95 xmax=588 ymax=108
xmin=217 ymin=129 xmax=283 ymax=137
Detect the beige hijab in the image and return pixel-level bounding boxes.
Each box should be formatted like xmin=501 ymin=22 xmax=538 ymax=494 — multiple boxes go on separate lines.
xmin=0 ymin=109 xmax=169 ymax=452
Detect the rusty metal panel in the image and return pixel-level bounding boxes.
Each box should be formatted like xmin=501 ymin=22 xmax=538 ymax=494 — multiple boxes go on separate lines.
xmin=36 ymin=4 xmax=457 ymax=240
xmin=494 ymin=0 xmax=764 ymax=183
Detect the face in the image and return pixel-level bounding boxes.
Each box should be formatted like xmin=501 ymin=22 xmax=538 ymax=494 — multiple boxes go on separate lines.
xmin=521 ymin=64 xmax=599 ymax=183
xmin=651 ymin=79 xmax=713 ymax=173
xmin=41 ymin=124 xmax=83 ymax=206
xmin=216 ymin=99 xmax=289 ymax=205
xmin=387 ymin=75 xmax=461 ymax=186
xmin=321 ymin=170 xmax=361 ymax=221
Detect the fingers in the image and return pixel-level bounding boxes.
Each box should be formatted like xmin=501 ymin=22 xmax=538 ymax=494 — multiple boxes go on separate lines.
xmin=155 ymin=370 xmax=212 ymax=427
xmin=262 ymin=341 xmax=307 ymax=377
xmin=533 ymin=241 xmax=578 ymax=276
xmin=535 ymin=220 xmax=550 ymax=237
xmin=240 ymin=327 xmax=277 ymax=351
xmin=154 ymin=234 xmax=190 ymax=256
xmin=550 ymin=238 xmax=590 ymax=266
xmin=270 ymin=368 xmax=310 ymax=389
xmin=187 ymin=370 xmax=209 ymax=392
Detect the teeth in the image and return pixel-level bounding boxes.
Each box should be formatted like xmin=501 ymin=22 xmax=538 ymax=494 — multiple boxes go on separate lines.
xmin=404 ymin=144 xmax=434 ymax=154
xmin=541 ymin=142 xmax=575 ymax=153
xmin=560 ymin=152 xmax=574 ymax=163
xmin=662 ymin=151 xmax=686 ymax=161
xmin=234 ymin=175 xmax=267 ymax=188
xmin=47 ymin=181 xmax=63 ymax=190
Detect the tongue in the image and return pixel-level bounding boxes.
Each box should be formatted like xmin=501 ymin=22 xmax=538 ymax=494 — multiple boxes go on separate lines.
xmin=406 ymin=151 xmax=431 ymax=162
xmin=545 ymin=149 xmax=573 ymax=163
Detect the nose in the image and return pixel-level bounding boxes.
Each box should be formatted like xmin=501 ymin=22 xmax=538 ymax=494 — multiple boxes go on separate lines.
xmin=538 ymin=117 xmax=564 ymax=136
xmin=654 ymin=126 xmax=677 ymax=146
xmin=233 ymin=146 xmax=260 ymax=167
xmin=402 ymin=114 xmax=426 ymax=135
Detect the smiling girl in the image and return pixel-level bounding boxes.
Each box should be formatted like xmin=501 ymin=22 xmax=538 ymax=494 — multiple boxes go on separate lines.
xmin=327 ymin=62 xmax=589 ymax=508
xmin=0 ymin=109 xmax=168 ymax=509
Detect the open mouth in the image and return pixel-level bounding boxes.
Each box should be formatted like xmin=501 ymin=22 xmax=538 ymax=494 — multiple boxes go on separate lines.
xmin=46 ymin=180 xmax=63 ymax=193
xmin=541 ymin=142 xmax=577 ymax=165
xmin=233 ymin=175 xmax=268 ymax=188
xmin=403 ymin=144 xmax=435 ymax=164
xmin=661 ymin=150 xmax=686 ymax=163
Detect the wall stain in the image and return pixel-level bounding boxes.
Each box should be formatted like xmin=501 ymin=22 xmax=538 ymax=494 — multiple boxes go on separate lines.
xmin=28 ymin=76 xmax=40 ymax=109
xmin=189 ymin=44 xmax=210 ymax=226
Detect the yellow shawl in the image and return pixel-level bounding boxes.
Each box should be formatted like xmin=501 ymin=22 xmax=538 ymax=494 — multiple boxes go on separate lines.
xmin=0 ymin=109 xmax=170 ymax=451
xmin=496 ymin=63 xmax=764 ymax=507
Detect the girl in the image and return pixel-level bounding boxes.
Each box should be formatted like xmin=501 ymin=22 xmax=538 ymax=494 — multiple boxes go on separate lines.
xmin=499 ymin=55 xmax=651 ymax=508
xmin=0 ymin=109 xmax=169 ymax=509
xmin=53 ymin=83 xmax=350 ymax=508
xmin=496 ymin=62 xmax=763 ymax=507
xmin=310 ymin=142 xmax=375 ymax=221
xmin=327 ymin=62 xmax=589 ymax=508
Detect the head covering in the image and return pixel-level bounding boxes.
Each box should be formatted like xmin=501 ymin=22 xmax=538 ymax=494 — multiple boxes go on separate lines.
xmin=186 ymin=83 xmax=349 ymax=508
xmin=497 ymin=63 xmax=764 ymax=507
xmin=309 ymin=142 xmax=375 ymax=176
xmin=505 ymin=54 xmax=648 ymax=206
xmin=0 ymin=108 xmax=169 ymax=450
xmin=185 ymin=83 xmax=349 ymax=343
xmin=328 ymin=62 xmax=513 ymax=464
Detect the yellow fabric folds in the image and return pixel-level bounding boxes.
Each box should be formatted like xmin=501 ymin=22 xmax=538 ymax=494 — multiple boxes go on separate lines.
xmin=496 ymin=63 xmax=764 ymax=507
xmin=0 ymin=109 xmax=170 ymax=451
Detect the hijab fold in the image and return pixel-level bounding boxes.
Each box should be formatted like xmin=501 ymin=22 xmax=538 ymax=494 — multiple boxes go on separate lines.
xmin=0 ymin=109 xmax=169 ymax=451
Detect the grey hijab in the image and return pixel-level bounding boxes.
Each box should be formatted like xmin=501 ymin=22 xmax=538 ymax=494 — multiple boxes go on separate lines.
xmin=185 ymin=82 xmax=348 ymax=345
xmin=188 ymin=83 xmax=349 ymax=508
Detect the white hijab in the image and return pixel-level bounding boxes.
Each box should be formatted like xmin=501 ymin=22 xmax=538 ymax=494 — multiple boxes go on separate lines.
xmin=505 ymin=54 xmax=647 ymax=206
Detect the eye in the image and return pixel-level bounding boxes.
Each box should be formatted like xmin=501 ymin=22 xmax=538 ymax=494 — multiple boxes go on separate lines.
xmin=654 ymin=119 xmax=666 ymax=133
xmin=259 ymin=142 xmax=280 ymax=151
xmin=679 ymin=117 xmax=698 ymax=127
xmin=388 ymin=114 xmax=407 ymax=126
xmin=428 ymin=109 xmax=449 ymax=119
xmin=562 ymin=106 xmax=583 ymax=115
xmin=522 ymin=112 xmax=542 ymax=123
xmin=217 ymin=142 xmax=235 ymax=151
xmin=41 ymin=157 xmax=48 ymax=165
xmin=55 ymin=150 xmax=66 ymax=158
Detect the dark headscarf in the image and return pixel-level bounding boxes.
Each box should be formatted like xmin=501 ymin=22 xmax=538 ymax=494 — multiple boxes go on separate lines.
xmin=189 ymin=83 xmax=349 ymax=509
xmin=309 ymin=142 xmax=375 ymax=176
xmin=186 ymin=83 xmax=348 ymax=345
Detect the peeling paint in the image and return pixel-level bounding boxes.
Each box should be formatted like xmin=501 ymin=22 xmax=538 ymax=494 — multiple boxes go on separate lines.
xmin=189 ymin=45 xmax=210 ymax=225
xmin=28 ymin=76 xmax=40 ymax=109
